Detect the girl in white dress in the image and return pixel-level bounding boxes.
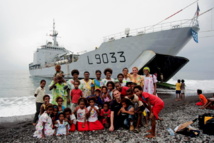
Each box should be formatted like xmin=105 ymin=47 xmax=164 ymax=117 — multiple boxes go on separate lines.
xmin=33 ymin=104 xmax=55 ymax=138
xmin=55 ymin=113 xmax=69 ymax=136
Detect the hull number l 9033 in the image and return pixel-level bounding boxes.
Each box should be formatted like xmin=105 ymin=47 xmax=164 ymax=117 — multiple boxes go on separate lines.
xmin=87 ymin=51 xmax=126 ymax=65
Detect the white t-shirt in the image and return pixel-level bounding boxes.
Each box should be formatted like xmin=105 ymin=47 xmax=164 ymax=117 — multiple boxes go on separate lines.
xmin=76 ymin=108 xmax=87 ymax=122
xmin=87 ymin=106 xmax=99 ymax=122
xmin=35 ymin=87 xmax=45 ymax=103
xmin=143 ymin=74 xmax=157 ymax=94
xmin=101 ymin=78 xmax=114 ymax=86
xmin=70 ymin=114 xmax=76 ymax=124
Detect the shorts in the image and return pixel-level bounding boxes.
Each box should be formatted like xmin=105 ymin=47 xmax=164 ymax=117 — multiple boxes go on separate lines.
xmin=152 ymin=102 xmax=164 ymax=120
xmin=181 ymin=90 xmax=185 ymax=94
xmin=176 ymin=90 xmax=181 ymax=94
xmin=88 ymin=120 xmax=104 ymax=131
xmin=77 ymin=122 xmax=89 ymax=131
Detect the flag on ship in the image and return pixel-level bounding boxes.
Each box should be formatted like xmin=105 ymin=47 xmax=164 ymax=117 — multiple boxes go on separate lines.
xmin=191 ymin=28 xmax=198 ymax=43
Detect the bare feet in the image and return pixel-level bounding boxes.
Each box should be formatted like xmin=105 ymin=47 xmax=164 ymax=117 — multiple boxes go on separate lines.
xmin=145 ymin=134 xmax=155 ymax=138
xmin=32 ymin=123 xmax=36 ymax=126
xmin=146 ymin=129 xmax=152 ymax=133
xmin=158 ymin=118 xmax=163 ymax=121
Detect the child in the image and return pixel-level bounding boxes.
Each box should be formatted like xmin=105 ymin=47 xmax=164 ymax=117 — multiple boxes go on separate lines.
xmin=55 ymin=113 xmax=69 ymax=136
xmin=64 ymin=108 xmax=76 ymax=132
xmin=51 ymin=105 xmax=59 ymax=128
xmin=115 ymin=82 xmax=129 ymax=98
xmin=74 ymin=98 xmax=89 ymax=131
xmin=56 ymin=97 xmax=65 ymax=113
xmin=175 ymin=79 xmax=181 ymax=101
xmin=87 ymin=89 xmax=104 ymax=107
xmin=91 ymin=70 xmax=102 ymax=94
xmin=54 ymin=64 xmax=64 ymax=77
xmin=101 ymin=86 xmax=111 ymax=102
xmin=40 ymin=95 xmax=50 ymax=115
xmin=196 ymin=89 xmax=208 ymax=108
xmin=70 ymin=80 xmax=83 ymax=112
xmin=117 ymin=98 xmax=135 ymax=131
xmin=33 ymin=104 xmax=55 ymax=138
xmin=33 ymin=79 xmax=46 ymax=125
xmin=125 ymin=88 xmax=146 ymax=132
xmin=106 ymin=81 xmax=115 ymax=99
xmin=134 ymin=85 xmax=164 ymax=138
xmin=87 ymin=98 xmax=104 ymax=131
xmin=100 ymin=102 xmax=111 ymax=128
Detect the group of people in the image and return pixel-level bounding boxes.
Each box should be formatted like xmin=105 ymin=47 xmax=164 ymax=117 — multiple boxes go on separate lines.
xmin=33 ymin=65 xmax=164 ymax=139
xmin=175 ymin=79 xmax=186 ymax=101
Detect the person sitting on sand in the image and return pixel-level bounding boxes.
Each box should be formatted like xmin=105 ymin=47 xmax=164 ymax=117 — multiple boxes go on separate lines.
xmin=54 ymin=113 xmax=69 ymax=136
xmin=33 ymin=79 xmax=46 ymax=126
xmin=134 ymin=86 xmax=164 ymax=138
xmin=63 ymin=108 xmax=76 ymax=132
xmin=33 ymin=104 xmax=55 ymax=138
xmin=100 ymin=102 xmax=111 ymax=128
xmin=125 ymin=88 xmax=146 ymax=132
xmin=56 ymin=97 xmax=66 ymax=113
xmin=109 ymin=89 xmax=123 ymax=131
xmin=87 ymin=98 xmax=104 ymax=131
xmin=40 ymin=95 xmax=50 ymax=115
xmin=74 ymin=98 xmax=89 ymax=131
xmin=117 ymin=98 xmax=135 ymax=131
xmin=201 ymin=94 xmax=214 ymax=109
xmin=196 ymin=89 xmax=208 ymax=108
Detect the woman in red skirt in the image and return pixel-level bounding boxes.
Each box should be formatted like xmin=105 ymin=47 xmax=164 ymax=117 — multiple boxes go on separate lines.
xmin=87 ymin=98 xmax=104 ymax=131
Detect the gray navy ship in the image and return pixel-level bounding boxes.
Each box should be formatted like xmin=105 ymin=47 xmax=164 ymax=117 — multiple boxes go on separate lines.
xmin=29 ymin=13 xmax=200 ymax=82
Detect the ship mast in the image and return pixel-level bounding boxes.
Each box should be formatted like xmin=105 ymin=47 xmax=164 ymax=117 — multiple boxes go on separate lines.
xmin=50 ymin=19 xmax=58 ymax=46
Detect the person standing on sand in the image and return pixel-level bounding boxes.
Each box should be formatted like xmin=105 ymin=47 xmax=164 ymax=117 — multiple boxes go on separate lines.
xmin=175 ymin=79 xmax=181 ymax=101
xmin=122 ymin=67 xmax=131 ymax=83
xmin=49 ymin=75 xmax=68 ymax=107
xmin=143 ymin=67 xmax=157 ymax=95
xmin=134 ymin=86 xmax=164 ymax=138
xmin=101 ymin=68 xmax=115 ymax=86
xmin=80 ymin=71 xmax=92 ymax=98
xmin=91 ymin=70 xmax=102 ymax=95
xmin=33 ymin=79 xmax=46 ymax=126
xmin=67 ymin=69 xmax=80 ymax=91
xmin=180 ymin=79 xmax=186 ymax=100
xmin=129 ymin=67 xmax=144 ymax=87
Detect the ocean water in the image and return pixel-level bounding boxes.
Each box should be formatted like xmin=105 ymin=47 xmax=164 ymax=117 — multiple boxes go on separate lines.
xmin=0 ymin=71 xmax=213 ymax=117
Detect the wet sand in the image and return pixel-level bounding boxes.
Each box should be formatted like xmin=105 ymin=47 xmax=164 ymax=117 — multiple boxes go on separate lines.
xmin=1 ymin=93 xmax=214 ymax=143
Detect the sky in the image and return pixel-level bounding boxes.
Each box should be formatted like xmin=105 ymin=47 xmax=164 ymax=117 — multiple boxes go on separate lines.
xmin=0 ymin=0 xmax=213 ymax=80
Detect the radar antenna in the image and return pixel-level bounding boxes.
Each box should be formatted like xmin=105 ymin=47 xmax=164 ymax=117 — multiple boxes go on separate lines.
xmin=50 ymin=19 xmax=59 ymax=46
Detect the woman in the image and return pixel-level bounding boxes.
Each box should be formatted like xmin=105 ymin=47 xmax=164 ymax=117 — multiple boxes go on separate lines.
xmin=109 ymin=89 xmax=123 ymax=131
xmin=129 ymin=67 xmax=144 ymax=87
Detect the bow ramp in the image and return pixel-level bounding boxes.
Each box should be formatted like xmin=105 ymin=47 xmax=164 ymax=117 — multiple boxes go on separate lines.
xmin=129 ymin=50 xmax=189 ymax=82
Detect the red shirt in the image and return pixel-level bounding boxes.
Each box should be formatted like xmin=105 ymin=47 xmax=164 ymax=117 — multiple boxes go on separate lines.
xmin=71 ymin=88 xmax=82 ymax=103
xmin=142 ymin=92 xmax=163 ymax=105
xmin=120 ymin=86 xmax=129 ymax=96
xmin=100 ymin=109 xmax=111 ymax=117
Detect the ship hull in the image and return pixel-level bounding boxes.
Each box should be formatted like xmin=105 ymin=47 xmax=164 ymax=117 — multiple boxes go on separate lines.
xmin=29 ymin=26 xmax=199 ymax=81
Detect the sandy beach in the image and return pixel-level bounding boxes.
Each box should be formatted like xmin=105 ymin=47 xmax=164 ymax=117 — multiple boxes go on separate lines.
xmin=1 ymin=93 xmax=214 ymax=143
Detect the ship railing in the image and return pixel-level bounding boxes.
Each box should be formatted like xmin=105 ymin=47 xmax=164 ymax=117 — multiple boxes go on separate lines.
xmin=103 ymin=19 xmax=197 ymax=42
